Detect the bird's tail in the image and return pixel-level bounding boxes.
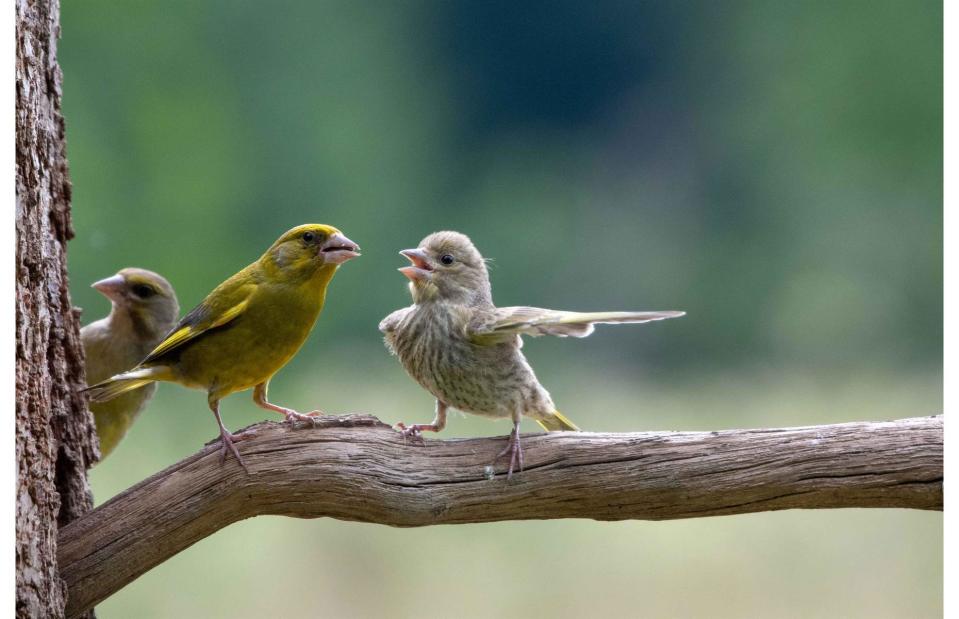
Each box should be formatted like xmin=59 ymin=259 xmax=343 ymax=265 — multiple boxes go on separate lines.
xmin=536 ymin=410 xmax=581 ymax=432
xmin=84 ymin=366 xmax=166 ymax=403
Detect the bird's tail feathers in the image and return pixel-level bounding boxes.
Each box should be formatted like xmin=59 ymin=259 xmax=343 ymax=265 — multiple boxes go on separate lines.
xmin=536 ymin=410 xmax=581 ymax=432
xmin=84 ymin=366 xmax=167 ymax=403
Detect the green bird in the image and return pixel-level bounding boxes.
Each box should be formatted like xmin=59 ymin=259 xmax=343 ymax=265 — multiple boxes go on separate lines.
xmin=81 ymin=268 xmax=179 ymax=461
xmin=85 ymin=224 xmax=360 ymax=471
xmin=380 ymin=231 xmax=684 ymax=478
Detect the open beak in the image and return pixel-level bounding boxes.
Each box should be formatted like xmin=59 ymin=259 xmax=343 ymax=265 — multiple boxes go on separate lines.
xmin=399 ymin=248 xmax=433 ymax=282
xmin=91 ymin=274 xmax=126 ymax=304
xmin=320 ymin=233 xmax=361 ymax=265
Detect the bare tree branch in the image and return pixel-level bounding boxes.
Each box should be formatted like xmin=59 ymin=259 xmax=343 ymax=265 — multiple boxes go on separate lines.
xmin=59 ymin=415 xmax=942 ymax=618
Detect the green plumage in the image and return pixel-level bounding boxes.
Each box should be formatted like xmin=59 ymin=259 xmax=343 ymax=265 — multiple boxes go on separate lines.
xmin=85 ymin=224 xmax=360 ymax=470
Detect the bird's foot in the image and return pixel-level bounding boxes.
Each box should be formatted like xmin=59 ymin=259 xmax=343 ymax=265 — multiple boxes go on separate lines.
xmin=393 ymin=422 xmax=421 ymax=440
xmin=284 ymin=409 xmax=324 ymax=427
xmin=218 ymin=428 xmax=251 ymax=474
xmin=492 ymin=429 xmax=524 ymax=480
xmin=393 ymin=422 xmax=428 ymax=442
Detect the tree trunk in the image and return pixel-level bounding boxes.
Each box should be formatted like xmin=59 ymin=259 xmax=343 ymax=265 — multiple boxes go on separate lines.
xmin=15 ymin=0 xmax=99 ymax=617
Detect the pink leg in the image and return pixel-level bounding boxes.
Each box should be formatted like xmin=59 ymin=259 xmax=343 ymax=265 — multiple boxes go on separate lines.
xmin=493 ymin=418 xmax=523 ymax=479
xmin=208 ymin=396 xmax=249 ymax=473
xmin=253 ymin=382 xmax=322 ymax=425
xmin=395 ymin=400 xmax=448 ymax=439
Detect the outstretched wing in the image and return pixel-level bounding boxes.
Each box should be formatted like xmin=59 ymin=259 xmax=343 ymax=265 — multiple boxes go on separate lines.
xmin=469 ymin=307 xmax=684 ymax=343
xmin=140 ymin=278 xmax=256 ymax=364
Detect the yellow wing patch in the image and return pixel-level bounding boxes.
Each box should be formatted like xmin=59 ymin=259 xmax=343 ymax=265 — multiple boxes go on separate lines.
xmin=148 ymin=325 xmax=196 ymax=359
xmin=145 ymin=297 xmax=250 ymax=360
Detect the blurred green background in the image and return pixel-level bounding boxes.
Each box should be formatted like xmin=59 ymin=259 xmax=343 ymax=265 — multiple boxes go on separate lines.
xmin=60 ymin=1 xmax=942 ymax=617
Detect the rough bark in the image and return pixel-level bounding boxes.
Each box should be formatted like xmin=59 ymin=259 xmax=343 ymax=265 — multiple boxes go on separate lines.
xmin=59 ymin=414 xmax=941 ymax=618
xmin=15 ymin=0 xmax=98 ymax=617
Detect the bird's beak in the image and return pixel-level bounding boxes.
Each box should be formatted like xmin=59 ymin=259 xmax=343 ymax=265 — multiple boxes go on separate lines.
xmin=320 ymin=233 xmax=361 ymax=265
xmin=399 ymin=248 xmax=433 ymax=282
xmin=91 ymin=274 xmax=126 ymax=304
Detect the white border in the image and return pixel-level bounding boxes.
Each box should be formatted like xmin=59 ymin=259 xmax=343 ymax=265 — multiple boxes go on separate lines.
xmin=3 ymin=0 xmax=18 ymax=614
xmin=943 ymin=1 xmax=953 ymax=616
xmin=943 ymin=1 xmax=959 ymax=617
xmin=0 ymin=2 xmax=17 ymax=615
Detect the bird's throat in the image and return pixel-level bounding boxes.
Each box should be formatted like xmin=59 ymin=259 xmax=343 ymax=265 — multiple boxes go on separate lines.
xmin=409 ymin=280 xmax=439 ymax=304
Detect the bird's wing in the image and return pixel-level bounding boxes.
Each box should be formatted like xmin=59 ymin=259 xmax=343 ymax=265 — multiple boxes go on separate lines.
xmin=140 ymin=279 xmax=256 ymax=364
xmin=469 ymin=307 xmax=685 ymax=343
xmin=378 ymin=307 xmax=413 ymax=334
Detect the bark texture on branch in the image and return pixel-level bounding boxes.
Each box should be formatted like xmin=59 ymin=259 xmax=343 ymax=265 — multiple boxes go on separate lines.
xmin=59 ymin=415 xmax=941 ymax=617
xmin=16 ymin=0 xmax=98 ymax=617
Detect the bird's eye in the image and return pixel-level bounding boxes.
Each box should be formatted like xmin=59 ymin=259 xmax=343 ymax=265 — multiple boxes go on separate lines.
xmin=132 ymin=284 xmax=155 ymax=299
xmin=440 ymin=254 xmax=455 ymax=266
xmin=303 ymin=231 xmax=315 ymax=243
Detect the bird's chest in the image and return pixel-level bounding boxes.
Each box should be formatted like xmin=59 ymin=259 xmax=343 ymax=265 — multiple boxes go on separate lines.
xmin=177 ymin=284 xmax=324 ymax=393
xmin=391 ymin=306 xmax=475 ymax=396
xmin=237 ymin=287 xmax=322 ymax=362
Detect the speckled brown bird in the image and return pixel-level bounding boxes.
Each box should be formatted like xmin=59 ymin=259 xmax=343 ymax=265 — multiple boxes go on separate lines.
xmin=81 ymin=268 xmax=179 ymax=460
xmin=379 ymin=231 xmax=684 ymax=478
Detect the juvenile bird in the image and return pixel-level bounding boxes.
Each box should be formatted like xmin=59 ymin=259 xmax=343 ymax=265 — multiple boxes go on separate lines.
xmin=85 ymin=224 xmax=360 ymax=470
xmin=379 ymin=231 xmax=684 ymax=478
xmin=81 ymin=268 xmax=179 ymax=461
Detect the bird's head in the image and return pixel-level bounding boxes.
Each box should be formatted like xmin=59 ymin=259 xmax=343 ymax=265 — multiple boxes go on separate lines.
xmin=262 ymin=224 xmax=360 ymax=282
xmin=92 ymin=268 xmax=180 ymax=337
xmin=398 ymin=231 xmax=491 ymax=304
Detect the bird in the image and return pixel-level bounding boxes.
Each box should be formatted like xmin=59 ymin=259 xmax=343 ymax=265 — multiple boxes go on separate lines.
xmin=379 ymin=231 xmax=684 ymax=478
xmin=85 ymin=224 xmax=360 ymax=471
xmin=81 ymin=268 xmax=180 ymax=461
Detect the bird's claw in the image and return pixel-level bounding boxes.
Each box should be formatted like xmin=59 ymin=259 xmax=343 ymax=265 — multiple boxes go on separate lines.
xmin=285 ymin=410 xmax=323 ymax=427
xmin=218 ymin=431 xmax=250 ymax=474
xmin=393 ymin=422 xmax=425 ymax=442
xmin=492 ymin=430 xmax=523 ymax=480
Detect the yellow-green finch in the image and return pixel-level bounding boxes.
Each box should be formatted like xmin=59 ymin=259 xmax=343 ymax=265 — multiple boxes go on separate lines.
xmin=380 ymin=231 xmax=684 ymax=477
xmin=85 ymin=224 xmax=360 ymax=470
xmin=81 ymin=268 xmax=179 ymax=461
